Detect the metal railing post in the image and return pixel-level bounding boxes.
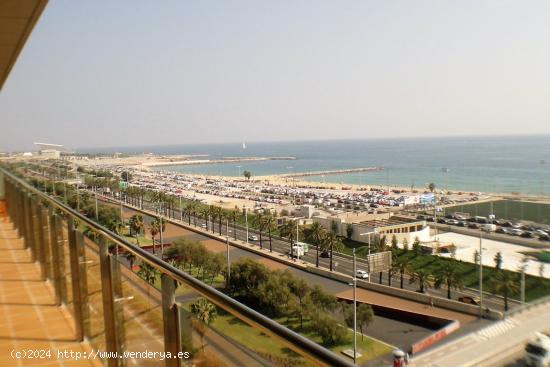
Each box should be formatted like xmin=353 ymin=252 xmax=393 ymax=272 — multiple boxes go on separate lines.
xmin=27 ymin=194 xmax=38 ymax=262
xmin=48 ymin=208 xmax=62 ymax=306
xmin=67 ymin=217 xmax=84 ymax=341
xmin=22 ymin=192 xmax=31 ymax=252
xmin=99 ymin=236 xmax=122 ymax=367
xmin=41 ymin=206 xmax=52 ymax=281
xmin=161 ymin=274 xmax=181 ymax=367
xmin=36 ymin=202 xmax=47 ymax=280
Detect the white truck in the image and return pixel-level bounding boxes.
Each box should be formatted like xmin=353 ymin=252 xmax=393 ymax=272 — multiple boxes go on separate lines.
xmin=525 ymin=332 xmax=550 ymax=367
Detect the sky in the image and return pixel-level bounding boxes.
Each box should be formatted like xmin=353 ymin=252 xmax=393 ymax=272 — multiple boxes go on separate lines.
xmin=1 ymin=0 xmax=550 ymax=151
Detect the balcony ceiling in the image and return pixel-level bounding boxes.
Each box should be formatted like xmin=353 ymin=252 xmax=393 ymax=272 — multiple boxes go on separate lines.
xmin=0 ymin=0 xmax=47 ymax=90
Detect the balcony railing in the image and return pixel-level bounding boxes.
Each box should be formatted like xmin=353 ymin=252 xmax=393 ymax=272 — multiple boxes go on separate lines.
xmin=0 ymin=166 xmax=355 ymax=367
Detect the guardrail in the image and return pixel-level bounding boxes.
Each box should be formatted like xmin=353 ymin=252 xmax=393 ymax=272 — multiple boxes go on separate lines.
xmin=0 ymin=166 xmax=355 ymax=367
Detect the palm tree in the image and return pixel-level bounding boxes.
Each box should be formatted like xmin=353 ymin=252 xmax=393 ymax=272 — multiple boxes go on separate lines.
xmin=395 ymin=256 xmax=412 ymax=289
xmin=125 ymin=251 xmax=136 ymax=270
xmin=229 ymin=208 xmax=239 ymax=240
xmin=149 ymin=220 xmax=160 ymax=254
xmin=263 ymin=213 xmax=276 ymax=252
xmin=190 ymin=298 xmax=218 ymax=350
xmin=279 ymin=220 xmax=297 ymax=259
xmin=200 ymin=206 xmax=210 ymax=229
xmin=323 ymin=232 xmax=343 ymax=272
xmin=434 ymin=260 xmax=464 ymax=299
xmin=216 ymin=207 xmax=224 ymax=235
xmin=306 ymin=222 xmax=326 ymax=268
xmin=491 ymin=271 xmax=519 ymax=311
xmin=387 ymin=254 xmax=400 ymax=287
xmin=137 ymin=262 xmax=157 ymax=285
xmin=256 ymin=212 xmax=264 ymax=249
xmin=128 ymin=214 xmax=144 ymax=245
xmin=408 ymin=268 xmax=433 ymax=293
xmin=107 ymin=218 xmax=124 ymax=236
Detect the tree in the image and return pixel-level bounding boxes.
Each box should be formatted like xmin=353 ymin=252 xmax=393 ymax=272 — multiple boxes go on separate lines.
xmin=229 ymin=208 xmax=239 ymax=240
xmin=263 ymin=213 xmax=276 ymax=252
xmin=289 ymin=277 xmax=310 ymax=329
xmin=243 ymin=170 xmax=252 ymax=181
xmin=190 ymin=298 xmax=218 ymax=350
xmin=494 ymin=252 xmax=503 ymax=270
xmin=395 ymin=256 xmax=411 ymax=289
xmin=306 ymin=222 xmax=326 ymax=268
xmin=412 ymin=236 xmax=421 ymax=255
xmin=323 ymin=232 xmax=343 ymax=272
xmin=391 ymin=235 xmax=398 ymax=250
xmin=408 ymin=268 xmax=433 ymax=293
xmin=402 ymin=237 xmax=409 ymax=252
xmin=344 ymin=303 xmax=374 ymax=341
xmin=257 ymin=271 xmax=293 ymax=316
xmin=490 ymin=271 xmax=519 ymax=311
xmin=255 ymin=212 xmax=264 ymax=249
xmin=279 ymin=220 xmax=297 ymax=259
xmin=428 ymin=182 xmax=436 ymax=193
xmin=434 ymin=260 xmax=464 ymax=299
xmin=149 ymin=220 xmax=159 ymax=254
xmin=228 ymin=258 xmax=269 ymax=301
xmin=330 ymin=220 xmax=339 ymax=235
xmin=121 ymin=171 xmax=133 ymax=182
xmin=125 ymin=251 xmax=137 ymax=270
xmin=311 ymin=313 xmax=348 ymax=346
xmin=308 ymin=285 xmax=337 ymax=312
xmin=137 ymin=262 xmax=157 ymax=285
xmin=128 ymin=214 xmax=144 ymax=245
xmin=346 ymin=223 xmax=354 ymax=240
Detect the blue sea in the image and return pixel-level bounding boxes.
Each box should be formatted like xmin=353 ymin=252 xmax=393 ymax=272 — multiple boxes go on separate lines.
xmin=80 ymin=135 xmax=550 ymax=195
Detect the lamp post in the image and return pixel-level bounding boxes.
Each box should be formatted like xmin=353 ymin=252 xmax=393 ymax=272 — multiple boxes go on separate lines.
xmin=353 ymin=248 xmax=357 ymax=365
xmin=226 ymin=219 xmax=231 ymax=287
xmin=520 ymin=259 xmax=530 ymax=304
xmin=244 ymin=205 xmax=249 ymax=244
xmin=478 ymin=231 xmax=488 ymax=318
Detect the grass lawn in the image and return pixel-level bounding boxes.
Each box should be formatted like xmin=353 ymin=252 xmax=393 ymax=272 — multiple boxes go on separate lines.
xmin=341 ymin=241 xmax=550 ymax=303
xmin=122 ymin=232 xmax=153 ymax=246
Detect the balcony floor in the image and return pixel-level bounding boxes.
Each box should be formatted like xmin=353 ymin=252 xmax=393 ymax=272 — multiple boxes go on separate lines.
xmin=0 ymin=216 xmax=102 ymax=367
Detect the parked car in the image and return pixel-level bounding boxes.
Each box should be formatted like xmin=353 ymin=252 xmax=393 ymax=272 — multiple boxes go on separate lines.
xmin=458 ymin=296 xmax=480 ymax=305
xmin=248 ymin=235 xmax=259 ymax=241
xmin=468 ymin=223 xmax=480 ymax=229
xmin=511 ymin=229 xmax=524 ymax=236
xmin=496 ymin=227 xmax=506 ymax=234
xmin=521 ymin=231 xmax=534 ymax=238
xmin=447 ymin=219 xmax=459 ymax=225
xmin=356 ymin=270 xmax=369 ymax=279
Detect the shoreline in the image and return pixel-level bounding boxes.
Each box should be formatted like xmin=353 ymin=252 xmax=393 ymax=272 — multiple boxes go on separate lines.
xmin=144 ymin=156 xmax=296 ymax=167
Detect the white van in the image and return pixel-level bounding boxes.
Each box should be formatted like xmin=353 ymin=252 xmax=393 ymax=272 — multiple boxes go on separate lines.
xmin=481 ymin=224 xmax=497 ymax=232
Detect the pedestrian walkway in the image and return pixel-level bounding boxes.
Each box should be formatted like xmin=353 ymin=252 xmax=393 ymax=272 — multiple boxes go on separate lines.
xmin=0 ymin=215 xmax=102 ymax=367
xmin=409 ymin=298 xmax=550 ymax=366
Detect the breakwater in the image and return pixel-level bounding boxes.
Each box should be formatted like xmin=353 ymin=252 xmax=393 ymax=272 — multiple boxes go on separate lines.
xmin=281 ymin=166 xmax=384 ymax=178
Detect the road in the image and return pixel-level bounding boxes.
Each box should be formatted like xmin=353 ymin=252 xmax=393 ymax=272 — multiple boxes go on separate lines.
xmin=113 ymin=194 xmax=515 ymax=312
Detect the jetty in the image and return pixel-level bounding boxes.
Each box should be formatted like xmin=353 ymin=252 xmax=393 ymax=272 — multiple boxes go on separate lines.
xmin=143 ymin=156 xmax=296 ymax=167
xmin=280 ymin=166 xmax=384 ymax=178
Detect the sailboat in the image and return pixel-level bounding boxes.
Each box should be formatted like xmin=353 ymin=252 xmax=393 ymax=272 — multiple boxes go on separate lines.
xmin=242 ymin=142 xmax=246 ymax=150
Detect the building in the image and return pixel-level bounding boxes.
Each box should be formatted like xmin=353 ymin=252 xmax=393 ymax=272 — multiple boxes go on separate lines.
xmin=313 ymin=213 xmax=429 ymax=245
xmin=34 ymin=142 xmax=64 ymax=159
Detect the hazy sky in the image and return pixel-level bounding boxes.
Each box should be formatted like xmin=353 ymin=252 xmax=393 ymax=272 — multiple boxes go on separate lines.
xmin=1 ymin=0 xmax=550 ymax=151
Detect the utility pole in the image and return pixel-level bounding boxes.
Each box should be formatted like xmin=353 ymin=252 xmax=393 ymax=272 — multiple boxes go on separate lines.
xmin=353 ymin=248 xmax=357 ymax=365
xmin=479 ymin=231 xmax=483 ymax=318
xmin=245 ymin=206 xmax=249 ymax=244
xmin=226 ymin=219 xmax=230 ymax=288
xmin=95 ymin=189 xmax=99 ymax=221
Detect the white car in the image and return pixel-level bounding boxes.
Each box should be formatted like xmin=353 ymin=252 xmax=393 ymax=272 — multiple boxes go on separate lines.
xmin=201 ymin=223 xmax=207 ymax=229
xmin=248 ymin=235 xmax=258 ymax=241
xmin=356 ymin=270 xmax=369 ymax=279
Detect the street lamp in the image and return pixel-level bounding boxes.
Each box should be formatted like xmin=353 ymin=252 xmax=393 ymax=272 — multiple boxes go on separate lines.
xmin=478 ymin=231 xmax=488 ymax=318
xmin=359 ymin=231 xmax=374 ymax=282
xmin=243 ymin=205 xmax=249 ymax=244
xmin=226 ymin=219 xmax=231 ymax=287
xmin=520 ymin=258 xmax=531 ymax=304
xmin=353 ymin=248 xmax=357 ymax=364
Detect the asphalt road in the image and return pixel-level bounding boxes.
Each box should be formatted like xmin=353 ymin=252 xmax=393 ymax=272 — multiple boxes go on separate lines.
xmin=128 ymin=197 xmax=516 ymax=312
